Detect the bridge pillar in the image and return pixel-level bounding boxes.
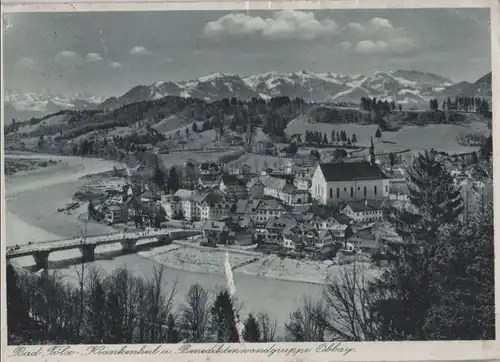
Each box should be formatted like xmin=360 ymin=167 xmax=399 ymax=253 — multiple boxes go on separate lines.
xmin=33 ymin=251 xmax=50 ymax=270
xmin=120 ymin=239 xmax=138 ymax=253
xmin=79 ymin=244 xmax=96 ymax=262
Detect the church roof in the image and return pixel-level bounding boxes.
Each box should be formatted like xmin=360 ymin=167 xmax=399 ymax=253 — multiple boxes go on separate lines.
xmin=319 ymin=161 xmax=388 ymax=182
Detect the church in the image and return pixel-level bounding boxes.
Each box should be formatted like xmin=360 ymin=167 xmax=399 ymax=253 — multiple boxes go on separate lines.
xmin=310 ymin=139 xmax=390 ymax=205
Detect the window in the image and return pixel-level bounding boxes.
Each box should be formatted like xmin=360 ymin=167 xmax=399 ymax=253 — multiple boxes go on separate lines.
xmin=358 ymin=186 xmax=360 ymax=190
xmin=350 ymin=187 xmax=354 ymax=197
xmin=385 ymin=185 xmax=388 ymax=193
xmin=344 ymin=187 xmax=347 ymax=192
xmin=336 ymin=188 xmax=340 ymax=198
xmin=364 ymin=186 xmax=367 ymax=197
xmin=374 ymin=185 xmax=377 ymax=196
xmin=330 ymin=188 xmax=333 ymax=199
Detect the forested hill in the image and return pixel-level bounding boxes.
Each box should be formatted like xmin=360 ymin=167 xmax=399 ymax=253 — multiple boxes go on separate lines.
xmin=5 ymin=94 xmax=492 ymax=147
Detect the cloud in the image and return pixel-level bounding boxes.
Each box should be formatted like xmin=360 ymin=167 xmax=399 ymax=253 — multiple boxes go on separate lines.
xmin=203 ymin=10 xmax=340 ymax=41
xmin=340 ymin=41 xmax=352 ymax=50
xmin=14 ymin=57 xmax=37 ymax=72
xmin=130 ymin=46 xmax=152 ymax=55
xmin=85 ymin=52 xmax=103 ymax=62
xmin=346 ymin=17 xmax=418 ymax=54
xmin=355 ymin=40 xmax=389 ymax=54
xmin=54 ymin=50 xmax=82 ymax=67
xmin=109 ymin=61 xmax=122 ymax=69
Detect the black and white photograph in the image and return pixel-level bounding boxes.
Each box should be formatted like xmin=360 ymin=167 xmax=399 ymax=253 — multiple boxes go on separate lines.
xmin=2 ymin=3 xmax=496 ymax=350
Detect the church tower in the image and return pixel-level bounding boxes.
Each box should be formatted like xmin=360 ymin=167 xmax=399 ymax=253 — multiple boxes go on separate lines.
xmin=369 ymin=137 xmax=375 ymax=165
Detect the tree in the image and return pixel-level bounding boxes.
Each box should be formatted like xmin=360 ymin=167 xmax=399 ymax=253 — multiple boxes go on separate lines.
xmin=211 ymin=290 xmax=239 ymax=342
xmin=167 ymin=167 xmax=181 ymax=193
xmin=166 ymin=313 xmax=181 ymax=343
xmin=423 ymin=210 xmax=494 ymax=339
xmin=257 ymin=312 xmax=277 ymax=342
xmin=6 ymin=263 xmax=32 ymax=342
xmin=429 ymin=98 xmax=439 ymax=111
xmin=310 ymin=149 xmax=321 ymax=162
xmin=351 ymin=133 xmax=357 ymax=145
xmin=287 ymin=142 xmax=298 ymax=155
xmin=375 ymin=128 xmax=382 ymax=140
xmin=372 ymin=150 xmax=464 ymax=340
xmin=388 ymin=152 xmax=396 ymax=169
xmin=285 ymin=298 xmax=326 ymax=342
xmin=330 ymin=129 xmax=336 ymax=143
xmin=480 ymin=134 xmax=492 ymax=159
xmin=322 ymin=133 xmax=328 ymax=144
xmin=192 ymin=122 xmax=199 ymax=133
xmin=243 ymin=313 xmax=261 ymax=342
xmin=153 ymin=163 xmax=166 ymax=191
xmin=179 ymin=283 xmax=211 ymax=342
xmin=398 ymin=104 xmax=403 ymax=112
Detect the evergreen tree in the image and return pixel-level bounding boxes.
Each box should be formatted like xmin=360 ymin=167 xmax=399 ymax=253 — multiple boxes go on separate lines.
xmin=322 ymin=133 xmax=328 ymax=144
xmin=167 ymin=167 xmax=181 ymax=193
xmin=336 ymin=132 xmax=340 ymax=143
xmin=422 ymin=210 xmax=494 ymax=339
xmin=192 ymin=122 xmax=199 ymax=133
xmin=330 ymin=129 xmax=336 ymax=143
xmin=211 ymin=290 xmax=239 ymax=342
xmin=351 ymin=133 xmax=357 ymax=145
xmin=153 ymin=163 xmax=166 ymax=191
xmin=243 ymin=313 xmax=261 ymax=342
xmin=375 ymin=128 xmax=382 ymax=140
xmin=166 ymin=313 xmax=181 ymax=343
xmin=398 ymin=104 xmax=403 ymax=112
xmin=372 ymin=150 xmax=464 ymax=340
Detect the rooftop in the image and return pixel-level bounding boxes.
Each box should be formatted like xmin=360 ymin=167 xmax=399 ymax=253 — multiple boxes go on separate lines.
xmin=319 ymin=161 xmax=388 ymax=182
xmin=346 ymin=199 xmax=384 ymax=213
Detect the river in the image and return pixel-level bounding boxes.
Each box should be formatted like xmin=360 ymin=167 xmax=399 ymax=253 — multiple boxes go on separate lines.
xmin=5 ymin=153 xmax=322 ymax=336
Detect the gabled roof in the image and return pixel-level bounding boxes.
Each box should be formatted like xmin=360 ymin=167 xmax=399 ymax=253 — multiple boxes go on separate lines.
xmin=221 ymin=174 xmax=243 ymax=186
xmin=256 ymin=199 xmax=287 ymax=212
xmin=318 ymin=161 xmax=388 ymax=182
xmin=235 ymin=199 xmax=261 ymax=214
xmin=261 ymin=176 xmax=287 ymax=191
xmin=174 ymin=189 xmax=194 ymax=199
xmin=345 ymin=199 xmax=383 ymax=213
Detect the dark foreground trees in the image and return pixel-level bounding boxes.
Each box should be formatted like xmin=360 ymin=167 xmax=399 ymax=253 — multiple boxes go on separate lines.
xmin=7 ymin=266 xmax=278 ymax=344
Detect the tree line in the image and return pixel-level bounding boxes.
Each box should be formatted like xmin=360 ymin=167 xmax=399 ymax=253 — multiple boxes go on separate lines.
xmin=302 ymin=129 xmax=358 ymax=146
xmin=429 ymin=96 xmax=490 ymax=115
xmin=360 ymin=97 xmax=400 ymax=113
xmin=7 ymin=265 xmax=277 ymax=345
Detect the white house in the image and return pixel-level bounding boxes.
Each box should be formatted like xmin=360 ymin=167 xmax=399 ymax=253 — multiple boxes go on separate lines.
xmin=311 ymin=161 xmax=390 ymax=205
xmin=389 ymin=181 xmax=410 ymax=201
xmin=342 ymin=200 xmax=384 ymax=223
xmin=261 ymin=176 xmax=309 ymax=205
xmin=199 ymin=201 xmax=231 ymax=222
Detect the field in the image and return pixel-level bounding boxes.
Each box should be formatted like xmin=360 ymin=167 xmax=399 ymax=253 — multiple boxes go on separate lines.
xmin=286 ymin=118 xmax=490 ymax=154
xmin=158 ymin=149 xmax=237 ymax=168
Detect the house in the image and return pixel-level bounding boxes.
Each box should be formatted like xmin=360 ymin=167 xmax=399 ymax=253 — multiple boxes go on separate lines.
xmin=261 ymin=176 xmax=310 ymax=205
xmin=294 ymin=173 xmax=312 ymax=191
xmin=103 ymin=204 xmax=127 ymax=225
xmin=315 ymin=229 xmax=336 ymax=248
xmin=198 ymin=174 xmax=219 ymax=189
xmin=264 ymin=214 xmax=298 ymax=243
xmin=341 ymin=199 xmax=384 ymax=223
xmin=389 ymin=181 xmax=410 ymax=201
xmin=281 ymin=225 xmax=302 ymax=250
xmin=235 ymin=199 xmax=261 ymax=217
xmin=219 ymin=174 xmax=247 ymax=199
xmin=161 ymin=189 xmax=193 ymax=219
xmin=349 ymin=225 xmax=380 ymax=252
xmin=253 ymin=199 xmax=288 ymax=223
xmin=311 ymin=161 xmax=390 ymax=205
xmin=227 ymin=230 xmax=254 ymax=246
xmin=246 ymin=178 xmax=266 ymax=199
xmin=203 ymin=221 xmax=229 ymax=245
xmin=199 ymin=200 xmax=231 ymax=222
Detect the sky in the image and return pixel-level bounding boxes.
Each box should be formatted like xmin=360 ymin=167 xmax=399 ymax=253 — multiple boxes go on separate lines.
xmin=2 ymin=8 xmax=492 ymax=98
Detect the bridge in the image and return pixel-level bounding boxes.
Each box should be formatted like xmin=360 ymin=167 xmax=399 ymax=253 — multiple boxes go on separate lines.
xmin=6 ymin=228 xmax=200 ymax=270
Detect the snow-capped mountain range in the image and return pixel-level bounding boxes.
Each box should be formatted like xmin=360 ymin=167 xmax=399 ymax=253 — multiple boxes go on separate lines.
xmin=4 ymin=70 xmax=491 ymax=122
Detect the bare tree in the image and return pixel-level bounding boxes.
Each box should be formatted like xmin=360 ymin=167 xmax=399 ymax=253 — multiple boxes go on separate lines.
xmin=285 ymin=298 xmax=327 ymax=342
xmin=319 ymin=262 xmax=378 ymax=341
xmin=179 ymin=283 xmax=211 ymax=342
xmin=257 ymin=312 xmax=277 ymax=342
